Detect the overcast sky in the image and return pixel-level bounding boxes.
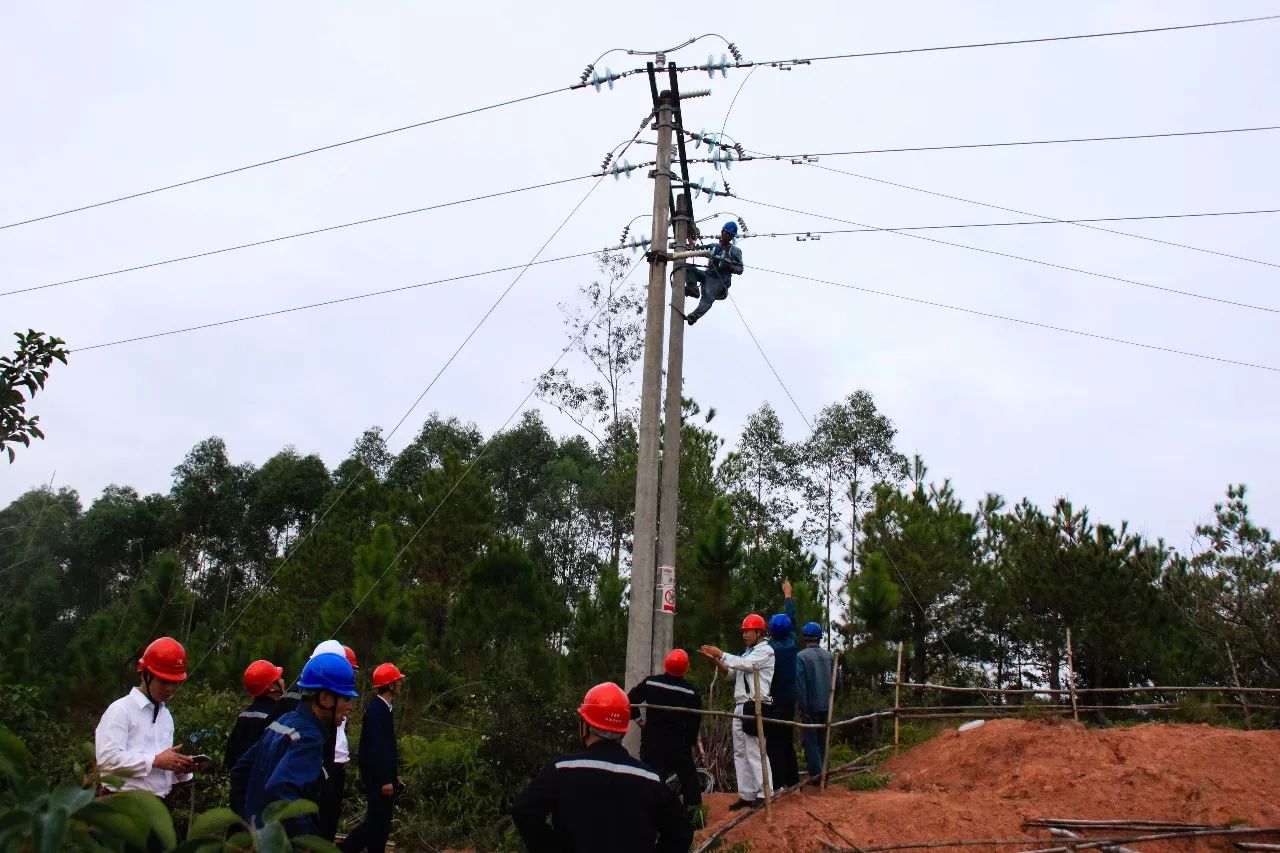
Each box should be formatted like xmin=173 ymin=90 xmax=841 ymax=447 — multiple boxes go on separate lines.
xmin=3 ymin=1 xmax=1278 ymax=555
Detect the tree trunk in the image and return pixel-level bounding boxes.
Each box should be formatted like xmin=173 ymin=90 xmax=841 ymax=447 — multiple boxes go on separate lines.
xmin=911 ymin=609 xmax=928 ymax=684
xmin=825 ymin=479 xmax=834 ymax=646
xmin=1047 ymin=635 xmax=1062 ymax=693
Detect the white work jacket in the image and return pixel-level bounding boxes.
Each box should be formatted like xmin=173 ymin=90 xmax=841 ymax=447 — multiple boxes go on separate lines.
xmin=721 ymin=640 xmax=775 ymax=705
xmin=95 ymin=688 xmax=192 ymax=797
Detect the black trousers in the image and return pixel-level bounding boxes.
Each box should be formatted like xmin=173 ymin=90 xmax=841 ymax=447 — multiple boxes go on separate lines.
xmin=641 ymin=737 xmax=703 ymax=808
xmin=763 ymin=698 xmax=800 ymax=789
xmin=340 ymin=788 xmax=393 ymax=853
xmin=318 ymin=762 xmax=346 ymax=841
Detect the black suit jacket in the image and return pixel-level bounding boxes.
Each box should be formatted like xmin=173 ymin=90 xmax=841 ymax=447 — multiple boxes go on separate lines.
xmin=357 ymin=696 xmax=397 ymax=790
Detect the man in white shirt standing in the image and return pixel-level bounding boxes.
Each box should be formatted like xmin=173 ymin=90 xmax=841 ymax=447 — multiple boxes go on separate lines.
xmin=95 ymin=636 xmax=195 ymax=798
xmin=700 ymin=614 xmax=776 ymax=811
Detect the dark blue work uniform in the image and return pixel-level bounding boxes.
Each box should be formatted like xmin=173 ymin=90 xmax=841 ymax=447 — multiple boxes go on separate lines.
xmin=512 ymin=740 xmax=692 ymax=853
xmin=232 ymin=706 xmax=328 ymax=838
xmin=341 ymin=697 xmax=398 ymax=853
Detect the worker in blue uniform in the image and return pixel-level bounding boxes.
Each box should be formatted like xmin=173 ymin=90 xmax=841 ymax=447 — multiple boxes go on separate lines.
xmin=232 ymin=652 xmax=358 ymax=838
xmin=679 ymin=220 xmax=744 ymax=326
xmin=765 ymin=579 xmax=801 ymax=788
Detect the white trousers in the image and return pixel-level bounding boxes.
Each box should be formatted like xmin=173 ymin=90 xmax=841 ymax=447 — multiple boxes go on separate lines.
xmin=731 ymin=704 xmax=773 ymax=801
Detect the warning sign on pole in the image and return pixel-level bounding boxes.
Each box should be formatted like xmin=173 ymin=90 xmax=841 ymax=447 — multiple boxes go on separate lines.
xmin=658 ymin=565 xmax=676 ymax=613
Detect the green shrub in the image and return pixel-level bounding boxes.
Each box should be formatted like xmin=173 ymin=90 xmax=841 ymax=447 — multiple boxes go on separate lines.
xmin=0 ymin=724 xmax=337 ymax=852
xmin=1016 ymin=700 xmax=1060 ymax=722
xmin=1172 ymin=696 xmax=1223 ymax=725
xmin=840 ymin=770 xmax=892 ymax=791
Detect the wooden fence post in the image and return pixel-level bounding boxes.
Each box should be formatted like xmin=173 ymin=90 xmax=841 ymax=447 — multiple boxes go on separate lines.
xmin=820 ymin=653 xmax=839 ymax=789
xmin=1227 ymin=644 xmax=1252 ymax=731
xmin=894 ymin=643 xmax=904 ymax=751
xmin=1066 ymin=628 xmax=1079 ymax=723
xmin=753 ymin=669 xmax=772 ymax=822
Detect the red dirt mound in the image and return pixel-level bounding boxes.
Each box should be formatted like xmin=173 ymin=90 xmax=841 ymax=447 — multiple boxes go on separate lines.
xmin=698 ymin=718 xmax=1280 ymax=852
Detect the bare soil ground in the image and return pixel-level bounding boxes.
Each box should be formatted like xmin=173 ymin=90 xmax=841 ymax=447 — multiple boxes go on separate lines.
xmin=698 ymin=718 xmax=1280 ymax=852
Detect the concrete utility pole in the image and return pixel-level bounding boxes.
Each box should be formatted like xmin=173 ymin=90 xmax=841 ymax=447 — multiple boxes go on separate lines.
xmin=652 ymin=191 xmax=692 ymax=673
xmin=624 ymin=83 xmax=674 ymax=753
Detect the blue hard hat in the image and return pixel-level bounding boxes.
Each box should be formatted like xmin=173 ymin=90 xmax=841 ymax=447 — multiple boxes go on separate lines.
xmin=768 ymin=613 xmax=792 ymax=638
xmin=721 ymin=220 xmax=738 ymax=236
xmin=802 ymin=621 xmax=823 ymax=639
xmin=297 ymin=652 xmax=358 ymax=698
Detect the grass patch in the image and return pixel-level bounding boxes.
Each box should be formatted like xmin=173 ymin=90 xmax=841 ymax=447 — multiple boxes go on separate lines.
xmin=1015 ymin=699 xmax=1062 ymax=722
xmin=840 ymin=770 xmax=892 ymax=792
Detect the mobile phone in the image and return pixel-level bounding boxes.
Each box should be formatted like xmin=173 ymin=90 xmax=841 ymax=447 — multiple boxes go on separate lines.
xmin=191 ymin=754 xmax=215 ymax=772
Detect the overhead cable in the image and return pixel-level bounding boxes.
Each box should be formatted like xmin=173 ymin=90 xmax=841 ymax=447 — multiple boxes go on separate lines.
xmin=812 ymin=163 xmax=1280 ymax=269
xmin=756 ymin=125 xmax=1280 ymax=160
xmin=740 ymin=208 xmax=1280 ymax=240
xmin=3 ymin=175 xmax=596 ymax=298
xmin=187 ymin=141 xmax=630 ymax=675
xmin=670 ymin=14 xmax=1280 ymax=73
xmin=0 ymin=86 xmax=573 ymax=231
xmin=753 ymin=265 xmax=1280 ymax=374
xmin=736 ymin=195 xmax=1279 ymax=315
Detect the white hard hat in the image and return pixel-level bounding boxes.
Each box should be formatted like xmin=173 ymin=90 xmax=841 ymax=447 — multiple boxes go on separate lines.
xmin=311 ymin=639 xmax=345 ymax=659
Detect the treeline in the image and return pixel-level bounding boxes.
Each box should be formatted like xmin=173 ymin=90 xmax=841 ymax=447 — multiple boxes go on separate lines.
xmin=2 ymin=388 xmax=1277 ymax=845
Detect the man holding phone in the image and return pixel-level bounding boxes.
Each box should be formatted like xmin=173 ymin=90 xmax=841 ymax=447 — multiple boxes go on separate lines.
xmin=95 ymin=637 xmax=201 ymax=798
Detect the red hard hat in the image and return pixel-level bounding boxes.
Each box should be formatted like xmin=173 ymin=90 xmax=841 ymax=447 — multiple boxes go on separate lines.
xmin=243 ymin=660 xmax=284 ymax=697
xmin=741 ymin=613 xmax=767 ymax=631
xmin=343 ymin=646 xmax=359 ymax=670
xmin=137 ymin=637 xmax=188 ymax=682
xmin=371 ymin=663 xmax=405 ymax=688
xmin=578 ymin=682 xmax=630 ymax=733
xmin=664 ymin=649 xmax=690 ymax=677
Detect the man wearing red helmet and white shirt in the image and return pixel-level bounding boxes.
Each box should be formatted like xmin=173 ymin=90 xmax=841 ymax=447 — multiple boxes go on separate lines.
xmin=626 ymin=649 xmax=703 ymax=810
xmin=95 ymin=637 xmax=196 ymax=798
xmin=512 ymin=682 xmax=691 ymax=852
xmin=700 ymin=614 xmax=776 ymax=810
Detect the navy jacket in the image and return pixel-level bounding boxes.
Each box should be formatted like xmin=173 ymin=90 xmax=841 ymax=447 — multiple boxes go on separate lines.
xmin=356 ymin=696 xmax=398 ymax=791
xmin=225 ymin=695 xmax=277 ymax=815
xmin=233 ymin=706 xmax=327 ymax=837
xmin=627 ymin=673 xmax=701 ymax=749
xmin=768 ymin=597 xmax=799 ymax=703
xmin=511 ymin=740 xmax=692 ymax=853
xmin=225 ymin=695 xmax=277 ymax=769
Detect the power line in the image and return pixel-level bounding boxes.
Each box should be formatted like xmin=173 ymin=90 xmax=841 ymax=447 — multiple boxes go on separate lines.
xmin=3 ymin=175 xmax=595 ymax=298
xmin=740 ymin=208 xmax=1280 ymax=240
xmin=72 ymin=249 xmax=607 ymax=352
xmin=327 ymin=254 xmax=647 ymax=640
xmin=736 ymin=195 xmax=1280 ymax=315
xmin=677 ymin=13 xmax=1280 ymax=73
xmin=753 ymin=264 xmax=1280 ymax=374
xmin=188 ymin=146 xmax=630 ymax=676
xmin=753 ymin=125 xmax=1280 ymax=160
xmin=726 ymin=293 xmax=992 ymax=703
xmin=811 ymin=163 xmax=1280 ymax=270
xmin=0 ymin=86 xmax=573 ymax=232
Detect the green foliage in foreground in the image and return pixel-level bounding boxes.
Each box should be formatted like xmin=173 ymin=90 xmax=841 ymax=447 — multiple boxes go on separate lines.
xmin=0 ymin=725 xmax=337 ymax=853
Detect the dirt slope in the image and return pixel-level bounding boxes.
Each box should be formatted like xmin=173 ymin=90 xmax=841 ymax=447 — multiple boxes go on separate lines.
xmin=699 ymin=718 xmax=1280 ymax=852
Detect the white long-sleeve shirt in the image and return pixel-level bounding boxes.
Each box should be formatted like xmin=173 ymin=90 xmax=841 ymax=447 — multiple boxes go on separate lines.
xmin=95 ymin=688 xmax=192 ymax=797
xmin=721 ymin=640 xmax=775 ymax=705
xmin=335 ymin=719 xmax=350 ymax=764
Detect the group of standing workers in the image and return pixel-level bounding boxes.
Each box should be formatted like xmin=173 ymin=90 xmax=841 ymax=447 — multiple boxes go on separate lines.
xmin=95 ymin=637 xmax=405 ymax=852
xmin=513 ymin=580 xmax=839 ymax=850
xmin=94 ymin=577 xmax=837 ymax=852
